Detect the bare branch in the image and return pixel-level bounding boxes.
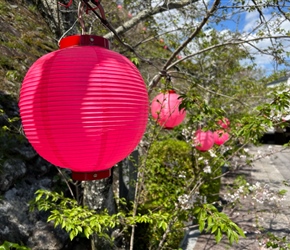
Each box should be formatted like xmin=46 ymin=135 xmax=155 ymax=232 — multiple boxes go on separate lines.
xmin=148 ymin=0 xmax=221 ymax=93
xmin=277 ymin=4 xmax=290 ymax=22
xmin=166 ymin=35 xmax=290 ymax=70
xmin=104 ymin=0 xmax=199 ymax=40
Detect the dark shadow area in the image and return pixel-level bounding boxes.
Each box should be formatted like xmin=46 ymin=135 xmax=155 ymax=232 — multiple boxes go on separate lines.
xmin=260 ymin=132 xmax=290 ymax=145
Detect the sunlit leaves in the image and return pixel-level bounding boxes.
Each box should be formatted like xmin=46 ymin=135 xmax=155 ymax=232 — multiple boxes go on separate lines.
xmin=31 ymin=189 xmax=174 ymax=242
xmin=193 ymin=204 xmax=245 ymax=244
xmin=0 ymin=241 xmax=30 ymax=250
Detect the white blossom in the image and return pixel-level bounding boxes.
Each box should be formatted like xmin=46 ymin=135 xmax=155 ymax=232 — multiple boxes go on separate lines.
xmin=203 ymin=165 xmax=212 ymax=174
xmin=177 ymin=193 xmax=200 ymax=210
xmin=209 ymin=150 xmax=217 ymax=158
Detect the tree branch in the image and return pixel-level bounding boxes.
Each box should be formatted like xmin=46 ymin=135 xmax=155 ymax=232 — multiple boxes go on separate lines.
xmin=166 ymin=35 xmax=290 ymax=70
xmin=104 ymin=0 xmax=199 ymax=40
xmin=148 ymin=0 xmax=221 ymax=93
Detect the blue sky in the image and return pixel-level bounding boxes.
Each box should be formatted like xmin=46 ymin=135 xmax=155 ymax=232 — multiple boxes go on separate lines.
xmin=212 ymin=0 xmax=290 ymax=74
xmin=152 ymin=0 xmax=290 ymax=75
xmin=118 ymin=0 xmax=290 ymax=75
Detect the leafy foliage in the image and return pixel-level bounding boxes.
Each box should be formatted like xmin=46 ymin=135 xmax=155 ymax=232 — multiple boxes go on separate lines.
xmin=263 ymin=233 xmax=290 ymax=250
xmin=30 ymin=189 xmax=119 ymax=241
xmin=2 ymin=0 xmax=290 ymax=249
xmin=0 ymin=241 xmax=30 ymax=250
xmin=194 ymin=204 xmax=245 ymax=244
xmin=143 ymin=139 xmax=193 ymax=207
xmin=30 ymin=189 xmax=172 ymax=242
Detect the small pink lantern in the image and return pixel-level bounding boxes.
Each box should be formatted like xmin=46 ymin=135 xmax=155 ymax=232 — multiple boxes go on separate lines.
xmin=19 ymin=35 xmax=149 ymax=181
xmin=151 ymin=90 xmax=186 ymax=129
xmin=217 ymin=117 xmax=230 ymax=129
xmin=194 ymin=130 xmax=214 ymax=151
xmin=213 ymin=130 xmax=229 ymax=146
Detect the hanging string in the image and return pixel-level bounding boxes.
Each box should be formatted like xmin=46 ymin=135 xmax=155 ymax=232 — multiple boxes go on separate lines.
xmin=58 ymin=0 xmax=156 ymax=68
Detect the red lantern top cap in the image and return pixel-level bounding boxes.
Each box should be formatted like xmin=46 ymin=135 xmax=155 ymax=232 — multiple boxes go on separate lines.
xmin=59 ymin=35 xmax=110 ymax=49
xmin=168 ymin=90 xmax=176 ymax=93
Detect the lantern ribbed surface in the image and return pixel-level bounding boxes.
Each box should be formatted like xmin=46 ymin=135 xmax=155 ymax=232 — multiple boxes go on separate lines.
xmin=213 ymin=130 xmax=229 ymax=146
xmin=194 ymin=130 xmax=214 ymax=151
xmin=217 ymin=117 xmax=230 ymax=129
xmin=151 ymin=91 xmax=186 ymax=129
xmin=19 ymin=37 xmax=148 ymax=174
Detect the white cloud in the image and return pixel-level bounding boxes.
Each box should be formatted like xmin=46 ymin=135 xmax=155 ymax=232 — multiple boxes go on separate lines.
xmin=238 ymin=9 xmax=290 ymax=73
xmin=151 ymin=0 xmax=290 ymax=74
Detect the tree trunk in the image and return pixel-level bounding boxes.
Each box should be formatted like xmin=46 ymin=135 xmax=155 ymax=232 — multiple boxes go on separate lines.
xmin=82 ymin=175 xmax=117 ymax=250
xmin=119 ymin=150 xmax=139 ymax=208
xmin=34 ymin=0 xmax=78 ymax=37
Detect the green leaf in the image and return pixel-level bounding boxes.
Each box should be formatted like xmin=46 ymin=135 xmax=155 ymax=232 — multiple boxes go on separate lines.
xmin=158 ymin=221 xmax=168 ymax=231
xmin=77 ymin=225 xmax=83 ymax=233
xmin=199 ymin=220 xmax=205 ymax=232
xmin=206 ymin=216 xmax=213 ymax=231
xmin=215 ymin=228 xmax=222 ymax=243
xmin=211 ymin=225 xmax=218 ymax=233
xmin=84 ymin=227 xmax=92 ymax=239
xmin=130 ymin=57 xmax=139 ymax=66
xmin=0 ymin=241 xmax=31 ymax=250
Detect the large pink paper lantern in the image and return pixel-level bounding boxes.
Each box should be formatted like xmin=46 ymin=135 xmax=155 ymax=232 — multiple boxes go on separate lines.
xmin=151 ymin=90 xmax=186 ymax=129
xmin=194 ymin=130 xmax=214 ymax=151
xmin=213 ymin=130 xmax=229 ymax=146
xmin=19 ymin=35 xmax=149 ymax=181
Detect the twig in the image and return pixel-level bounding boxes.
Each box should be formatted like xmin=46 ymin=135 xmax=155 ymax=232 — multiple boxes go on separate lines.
xmin=56 ymin=168 xmax=75 ymax=199
xmin=148 ymin=0 xmax=222 ymax=93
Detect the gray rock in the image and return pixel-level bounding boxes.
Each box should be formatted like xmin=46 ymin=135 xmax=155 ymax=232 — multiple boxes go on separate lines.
xmin=0 ymin=159 xmax=27 ymax=192
xmin=27 ymin=157 xmax=52 ymax=177
xmin=13 ymin=144 xmax=38 ymax=160
xmin=0 ymin=199 xmax=30 ymax=243
xmin=0 ymin=176 xmax=68 ymax=249
xmin=27 ymin=221 xmax=66 ymax=250
xmin=0 ymin=113 xmax=9 ymax=127
xmin=0 ymin=91 xmax=70 ymax=249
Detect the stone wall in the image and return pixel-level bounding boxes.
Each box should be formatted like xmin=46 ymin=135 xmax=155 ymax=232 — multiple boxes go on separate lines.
xmin=0 ymin=91 xmax=71 ymax=249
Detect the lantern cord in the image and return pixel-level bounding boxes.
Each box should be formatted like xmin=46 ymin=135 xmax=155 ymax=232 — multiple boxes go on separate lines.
xmin=81 ymin=0 xmax=155 ymax=66
xmin=59 ymin=0 xmax=155 ymax=67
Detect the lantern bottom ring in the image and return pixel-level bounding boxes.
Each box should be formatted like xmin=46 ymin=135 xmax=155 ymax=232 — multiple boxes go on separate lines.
xmin=72 ymin=169 xmax=111 ymax=181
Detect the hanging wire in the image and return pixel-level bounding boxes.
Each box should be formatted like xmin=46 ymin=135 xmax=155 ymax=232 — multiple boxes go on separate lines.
xmin=57 ymin=19 xmax=78 ymax=46
xmin=82 ymin=0 xmax=155 ymax=66
xmin=58 ymin=0 xmax=156 ymax=67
